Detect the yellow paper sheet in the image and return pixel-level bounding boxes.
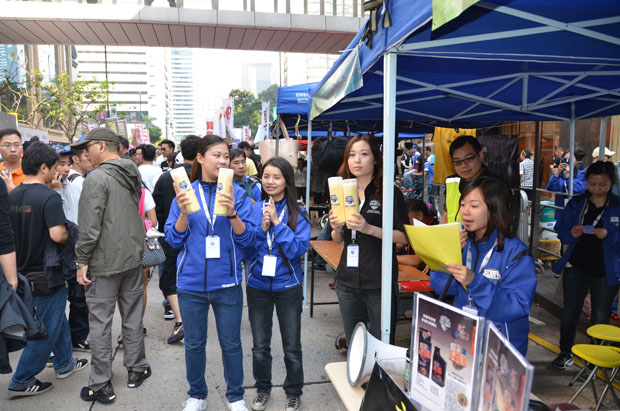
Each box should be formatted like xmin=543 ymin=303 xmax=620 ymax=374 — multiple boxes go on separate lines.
xmin=404 ymin=223 xmax=462 ymax=272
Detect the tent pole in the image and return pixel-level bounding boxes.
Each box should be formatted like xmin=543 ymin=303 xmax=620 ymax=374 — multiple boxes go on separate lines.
xmin=569 ymin=103 xmax=575 ymax=197
xmin=381 ymin=51 xmax=397 ymax=343
xmin=599 ymin=117 xmax=608 ymax=161
xmin=422 ymin=135 xmax=428 ymax=204
xmin=529 ymin=121 xmax=541 ymax=259
xmin=303 ymin=120 xmax=312 ymax=309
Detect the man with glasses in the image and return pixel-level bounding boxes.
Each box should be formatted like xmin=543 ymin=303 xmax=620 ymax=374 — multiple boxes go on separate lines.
xmin=72 ymin=128 xmax=150 ymax=404
xmin=441 ymin=135 xmax=497 ymax=224
xmin=0 ymin=128 xmax=26 ymax=192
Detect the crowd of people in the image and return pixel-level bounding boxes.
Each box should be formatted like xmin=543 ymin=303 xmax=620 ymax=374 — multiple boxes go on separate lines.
xmin=0 ymin=125 xmax=619 ymax=410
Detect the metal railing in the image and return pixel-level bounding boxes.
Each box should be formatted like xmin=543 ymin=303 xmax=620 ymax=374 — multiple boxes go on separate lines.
xmin=6 ymin=0 xmax=367 ymax=17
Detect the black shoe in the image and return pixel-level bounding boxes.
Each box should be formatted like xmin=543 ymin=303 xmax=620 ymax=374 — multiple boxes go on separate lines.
xmin=552 ymin=351 xmax=574 ymax=370
xmin=8 ymin=379 xmax=53 ymax=397
xmin=127 ymin=366 xmax=151 ymax=388
xmin=56 ymin=358 xmax=88 ymax=379
xmin=73 ymin=340 xmax=90 ymax=352
xmin=46 ymin=353 xmax=54 ymax=368
xmin=164 ymin=307 xmax=175 ymax=320
xmin=80 ymin=381 xmax=116 ymax=403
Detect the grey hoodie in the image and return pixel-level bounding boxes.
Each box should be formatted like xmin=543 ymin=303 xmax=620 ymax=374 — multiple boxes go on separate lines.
xmin=76 ymin=158 xmax=145 ymax=277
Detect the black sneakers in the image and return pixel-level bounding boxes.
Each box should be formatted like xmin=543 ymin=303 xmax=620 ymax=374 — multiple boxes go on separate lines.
xmin=127 ymin=366 xmax=152 ymax=388
xmin=73 ymin=340 xmax=90 ymax=352
xmin=56 ymin=358 xmax=88 ymax=379
xmin=552 ymin=351 xmax=574 ymax=370
xmin=164 ymin=306 xmax=175 ymax=320
xmin=80 ymin=381 xmax=116 ymax=403
xmin=8 ymin=379 xmax=53 ymax=397
xmin=167 ymin=322 xmax=184 ymax=344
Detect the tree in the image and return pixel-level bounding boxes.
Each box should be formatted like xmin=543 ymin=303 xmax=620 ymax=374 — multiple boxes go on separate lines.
xmin=0 ymin=52 xmax=111 ymax=142
xmin=142 ymin=115 xmax=162 ymax=144
xmin=229 ymin=89 xmax=261 ymax=135
xmin=258 ymin=84 xmax=278 ymax=106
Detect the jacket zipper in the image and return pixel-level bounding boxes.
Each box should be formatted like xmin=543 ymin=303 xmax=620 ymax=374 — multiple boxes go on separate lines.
xmin=228 ymin=250 xmax=233 ymax=276
xmin=204 ymin=183 xmax=212 ymax=293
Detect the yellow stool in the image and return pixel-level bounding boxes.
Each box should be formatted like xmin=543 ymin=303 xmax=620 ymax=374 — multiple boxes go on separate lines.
xmin=569 ymin=344 xmax=620 ymax=410
xmin=571 ymin=325 xmax=620 ymax=386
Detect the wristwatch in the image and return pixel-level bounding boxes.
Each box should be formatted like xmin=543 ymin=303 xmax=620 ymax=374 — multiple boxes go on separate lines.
xmin=227 ymin=211 xmax=238 ymax=219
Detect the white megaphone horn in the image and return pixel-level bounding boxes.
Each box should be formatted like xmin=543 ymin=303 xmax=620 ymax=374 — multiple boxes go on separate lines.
xmin=346 ymin=322 xmax=408 ymax=386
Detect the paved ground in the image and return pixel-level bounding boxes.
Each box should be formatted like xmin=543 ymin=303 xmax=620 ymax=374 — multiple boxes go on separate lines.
xmin=2 ymin=262 xmax=618 ymax=410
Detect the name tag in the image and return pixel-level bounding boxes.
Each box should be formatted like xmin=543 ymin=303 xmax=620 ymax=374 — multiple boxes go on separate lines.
xmin=262 ymin=255 xmax=277 ymax=277
xmin=206 ymin=236 xmax=220 ymax=259
xmin=346 ymin=244 xmax=360 ymax=268
xmin=462 ymin=306 xmax=478 ymax=316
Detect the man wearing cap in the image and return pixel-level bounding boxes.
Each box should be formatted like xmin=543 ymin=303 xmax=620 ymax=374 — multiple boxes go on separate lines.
xmin=72 ymin=128 xmax=150 ymax=404
xmin=592 ymin=146 xmax=615 ymax=163
xmin=402 ymin=143 xmax=422 ymax=189
xmin=0 ymin=128 xmax=26 ymax=193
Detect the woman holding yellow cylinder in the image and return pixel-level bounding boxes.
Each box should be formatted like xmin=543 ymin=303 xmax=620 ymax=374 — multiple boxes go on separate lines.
xmin=328 ymin=134 xmax=409 ymax=344
xmin=165 ymin=135 xmax=254 ymax=411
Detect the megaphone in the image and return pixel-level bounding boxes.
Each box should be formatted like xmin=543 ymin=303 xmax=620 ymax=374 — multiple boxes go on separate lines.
xmin=346 ymin=322 xmax=408 ymax=386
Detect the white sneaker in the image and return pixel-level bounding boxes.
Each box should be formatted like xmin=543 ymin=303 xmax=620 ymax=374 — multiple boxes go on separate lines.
xmin=182 ymin=398 xmax=207 ymax=411
xmin=227 ymin=399 xmax=248 ymax=411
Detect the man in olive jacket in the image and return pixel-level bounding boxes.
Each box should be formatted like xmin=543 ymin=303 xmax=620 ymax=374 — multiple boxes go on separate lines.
xmin=73 ymin=128 xmax=151 ymax=404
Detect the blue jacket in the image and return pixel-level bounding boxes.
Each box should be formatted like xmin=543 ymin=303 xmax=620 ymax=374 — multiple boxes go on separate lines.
xmin=244 ymin=199 xmax=310 ymax=292
xmin=233 ymin=176 xmax=261 ymax=203
xmin=165 ymin=180 xmax=253 ymax=293
xmin=430 ymin=230 xmax=537 ymax=356
xmin=552 ymin=193 xmax=620 ymax=285
xmin=546 ymin=169 xmax=587 ymax=211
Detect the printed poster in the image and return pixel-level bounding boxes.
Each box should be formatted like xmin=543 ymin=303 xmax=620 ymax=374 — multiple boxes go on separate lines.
xmin=409 ymin=293 xmax=483 ymax=411
xmin=478 ymin=324 xmax=534 ymax=411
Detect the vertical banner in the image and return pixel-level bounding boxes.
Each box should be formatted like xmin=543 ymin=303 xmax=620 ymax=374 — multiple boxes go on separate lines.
xmin=242 ymin=126 xmax=252 ymax=141
xmin=206 ymin=118 xmax=216 ymax=135
xmin=141 ymin=127 xmax=150 ymax=144
xmin=217 ymin=109 xmax=226 ymax=138
xmin=222 ymin=98 xmax=235 ymax=138
xmin=254 ymin=101 xmax=270 ymax=143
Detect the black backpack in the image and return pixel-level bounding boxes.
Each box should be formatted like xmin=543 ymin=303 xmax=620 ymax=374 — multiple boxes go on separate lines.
xmin=311 ymin=135 xmax=350 ymax=174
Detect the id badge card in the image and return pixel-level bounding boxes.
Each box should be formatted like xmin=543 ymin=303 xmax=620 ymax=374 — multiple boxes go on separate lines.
xmin=346 ymin=244 xmax=360 ymax=268
xmin=262 ymin=255 xmax=277 ymax=277
xmin=205 ymin=236 xmax=220 ymax=259
xmin=462 ymin=305 xmax=478 ymax=316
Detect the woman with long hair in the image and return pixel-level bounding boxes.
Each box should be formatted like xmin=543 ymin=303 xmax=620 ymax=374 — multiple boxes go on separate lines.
xmin=165 ymin=135 xmax=253 ymax=411
xmin=551 ymin=161 xmax=620 ymax=369
xmin=328 ymin=134 xmax=409 ymax=343
xmin=430 ymin=177 xmax=537 ymax=355
xmin=244 ymin=157 xmax=310 ymax=411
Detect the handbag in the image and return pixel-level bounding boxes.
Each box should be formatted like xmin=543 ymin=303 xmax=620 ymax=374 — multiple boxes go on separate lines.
xmin=141 ymin=217 xmax=166 ymax=267
xmin=260 ymin=118 xmax=299 ymax=169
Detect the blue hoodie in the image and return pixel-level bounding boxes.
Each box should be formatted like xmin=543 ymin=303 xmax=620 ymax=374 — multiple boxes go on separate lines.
xmin=430 ymin=230 xmax=537 ymax=356
xmin=244 ymin=199 xmax=310 ymax=292
xmin=164 ymin=180 xmax=253 ymax=293
xmin=553 ymin=192 xmax=620 ymax=285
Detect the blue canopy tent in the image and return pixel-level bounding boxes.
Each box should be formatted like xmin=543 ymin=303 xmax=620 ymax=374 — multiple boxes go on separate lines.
xmin=308 ymin=0 xmax=620 ymax=342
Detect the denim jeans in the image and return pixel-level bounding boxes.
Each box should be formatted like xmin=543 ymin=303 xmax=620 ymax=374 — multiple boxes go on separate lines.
xmin=9 ymin=286 xmax=76 ymax=389
xmin=246 ymin=285 xmax=303 ymax=398
xmin=559 ymin=267 xmax=620 ymax=352
xmin=178 ymin=286 xmax=244 ymax=402
xmin=335 ymin=283 xmax=397 ymax=343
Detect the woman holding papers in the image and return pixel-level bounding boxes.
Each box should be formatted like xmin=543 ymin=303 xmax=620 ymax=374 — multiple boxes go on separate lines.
xmin=329 ymin=134 xmax=409 ymax=343
xmin=243 ymin=157 xmax=310 ymax=411
xmin=165 ymin=135 xmax=253 ymax=411
xmin=550 ymin=161 xmax=620 ymax=370
xmin=430 ymin=177 xmax=537 ymax=356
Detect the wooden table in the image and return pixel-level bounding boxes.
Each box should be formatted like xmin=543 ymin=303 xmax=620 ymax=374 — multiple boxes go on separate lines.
xmin=324 ymin=362 xmax=365 ymax=411
xmin=309 ymin=240 xmax=432 ymax=317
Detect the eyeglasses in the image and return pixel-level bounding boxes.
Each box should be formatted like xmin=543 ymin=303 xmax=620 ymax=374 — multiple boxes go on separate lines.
xmin=85 ymin=141 xmax=100 ymax=149
xmin=0 ymin=143 xmax=22 ymax=150
xmin=452 ymin=155 xmax=478 ymax=167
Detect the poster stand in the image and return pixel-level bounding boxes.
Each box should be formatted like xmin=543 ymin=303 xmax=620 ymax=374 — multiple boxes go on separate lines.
xmin=478 ymin=323 xmax=535 ymax=411
xmin=408 ymin=293 xmax=484 ymax=411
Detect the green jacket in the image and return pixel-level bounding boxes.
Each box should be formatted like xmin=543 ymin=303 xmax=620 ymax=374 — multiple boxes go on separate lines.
xmin=76 ymin=158 xmax=144 ymax=277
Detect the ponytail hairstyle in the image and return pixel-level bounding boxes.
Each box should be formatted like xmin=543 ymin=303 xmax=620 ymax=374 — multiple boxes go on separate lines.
xmin=261 ymin=157 xmax=309 ymax=231
xmin=337 ymin=134 xmax=383 ymax=203
xmin=459 ymin=176 xmax=514 ymax=251
xmin=190 ymin=135 xmax=228 ymax=182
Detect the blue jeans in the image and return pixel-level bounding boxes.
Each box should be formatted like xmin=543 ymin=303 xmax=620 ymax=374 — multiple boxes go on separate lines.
xmin=178 ymin=286 xmax=244 ymax=402
xmin=403 ymin=170 xmax=420 ymax=190
xmin=246 ymin=285 xmax=303 ymax=398
xmin=9 ymin=286 xmax=76 ymax=389
xmin=559 ymin=267 xmax=620 ymax=352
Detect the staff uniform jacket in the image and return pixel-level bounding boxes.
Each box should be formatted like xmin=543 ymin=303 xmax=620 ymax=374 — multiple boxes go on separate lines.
xmin=546 ymin=169 xmax=587 ymax=211
xmin=552 ymin=192 xmax=620 ymax=285
xmin=165 ymin=180 xmax=253 ymax=293
xmin=335 ymin=182 xmax=408 ymax=290
xmin=430 ymin=230 xmax=537 ymax=355
xmin=76 ymin=158 xmax=145 ymax=276
xmin=244 ymin=199 xmax=310 ymax=292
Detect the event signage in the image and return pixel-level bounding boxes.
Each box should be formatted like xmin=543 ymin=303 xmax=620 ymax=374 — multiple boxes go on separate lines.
xmin=409 ymin=293 xmax=483 ymax=411
xmin=478 ymin=324 xmax=534 ymax=411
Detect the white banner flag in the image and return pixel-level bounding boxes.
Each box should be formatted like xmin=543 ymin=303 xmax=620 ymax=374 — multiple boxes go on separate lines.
xmin=205 ymin=117 xmax=216 ymax=135
xmin=254 ymin=101 xmax=270 ymax=143
xmin=242 ymin=126 xmax=252 ymax=141
xmin=222 ymin=98 xmax=235 ymax=138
